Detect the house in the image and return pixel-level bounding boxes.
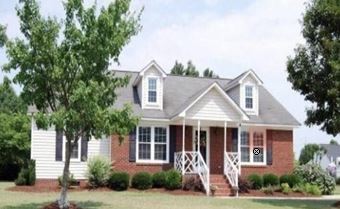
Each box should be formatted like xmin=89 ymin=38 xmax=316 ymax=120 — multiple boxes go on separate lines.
xmin=313 ymin=144 xmax=340 ymax=178
xmin=29 ymin=60 xmax=300 ymax=196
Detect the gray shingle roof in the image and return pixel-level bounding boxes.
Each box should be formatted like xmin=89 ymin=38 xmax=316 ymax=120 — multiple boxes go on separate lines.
xmin=319 ymin=144 xmax=340 ymax=160
xmin=113 ymin=70 xmax=300 ymax=126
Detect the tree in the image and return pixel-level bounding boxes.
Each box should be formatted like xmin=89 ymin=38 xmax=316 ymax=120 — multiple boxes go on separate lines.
xmin=185 ymin=60 xmax=199 ymax=77
xmin=0 ymin=77 xmax=26 ymax=114
xmin=0 ymin=25 xmax=6 ymax=47
xmin=170 ymin=60 xmax=185 ymax=75
xmin=287 ymin=0 xmax=340 ymax=136
xmin=2 ymin=0 xmax=141 ymax=208
xmin=299 ymin=144 xmax=323 ymax=164
xmin=203 ymin=68 xmax=219 ymax=78
xmin=0 ymin=78 xmax=30 ymax=180
xmin=330 ymin=139 xmax=338 ymax=145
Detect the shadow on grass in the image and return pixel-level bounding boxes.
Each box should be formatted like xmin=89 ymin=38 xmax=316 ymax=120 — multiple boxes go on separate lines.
xmin=3 ymin=201 xmax=104 ymax=209
xmin=252 ymin=199 xmax=338 ymax=209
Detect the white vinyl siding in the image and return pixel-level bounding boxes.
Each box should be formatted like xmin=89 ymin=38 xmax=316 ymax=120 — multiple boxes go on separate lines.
xmin=186 ymin=88 xmax=241 ymax=121
xmin=31 ymin=124 xmax=111 ymax=179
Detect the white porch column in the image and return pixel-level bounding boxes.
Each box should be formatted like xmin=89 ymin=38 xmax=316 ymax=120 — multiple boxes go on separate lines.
xmin=197 ymin=120 xmax=201 ymax=153
xmin=237 ymin=122 xmax=242 ymax=175
xmin=224 ymin=121 xmax=227 ymax=154
xmin=182 ymin=117 xmax=186 ymax=175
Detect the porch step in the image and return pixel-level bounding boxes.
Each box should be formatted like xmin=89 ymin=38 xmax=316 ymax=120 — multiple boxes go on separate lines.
xmin=210 ymin=174 xmax=233 ymax=197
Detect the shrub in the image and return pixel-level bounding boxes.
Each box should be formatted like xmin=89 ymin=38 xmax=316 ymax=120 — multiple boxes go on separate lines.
xmin=263 ymin=173 xmax=279 ymax=187
xmin=152 ymin=172 xmax=166 ymax=188
xmin=131 ymin=172 xmax=152 ymax=190
xmin=292 ymin=184 xmax=304 ymax=193
xmin=304 ymin=183 xmax=321 ymax=196
xmin=336 ymin=178 xmax=340 ymax=185
xmin=261 ymin=185 xmax=274 ymax=195
xmin=281 ymin=183 xmax=292 ymax=194
xmin=238 ymin=178 xmax=251 ymax=193
xmin=15 ymin=160 xmax=35 ymax=186
xmin=165 ymin=169 xmax=181 ymax=190
xmin=108 ymin=172 xmax=130 ymax=191
xmin=86 ymin=156 xmax=111 ymax=188
xmin=294 ymin=163 xmax=335 ymax=195
xmin=58 ymin=174 xmax=78 ymax=187
xmin=183 ymin=176 xmax=203 ymax=191
xmin=247 ymin=174 xmax=263 ymax=189
xmin=280 ymin=174 xmax=301 ymax=188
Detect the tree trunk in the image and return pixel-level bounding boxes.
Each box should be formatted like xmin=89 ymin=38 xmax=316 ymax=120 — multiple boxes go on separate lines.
xmin=58 ymin=136 xmax=72 ymax=209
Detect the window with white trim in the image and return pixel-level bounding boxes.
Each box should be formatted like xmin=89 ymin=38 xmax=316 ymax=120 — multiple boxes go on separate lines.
xmin=138 ymin=127 xmax=151 ymax=160
xmin=240 ymin=129 xmax=266 ymax=164
xmin=148 ymin=78 xmax=157 ymax=103
xmin=137 ymin=126 xmax=168 ymax=163
xmin=245 ymin=85 xmax=253 ymax=109
xmin=63 ymin=138 xmax=81 ymax=161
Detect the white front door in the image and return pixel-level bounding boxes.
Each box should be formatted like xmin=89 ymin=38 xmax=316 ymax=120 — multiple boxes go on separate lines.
xmin=193 ymin=127 xmax=210 ymax=168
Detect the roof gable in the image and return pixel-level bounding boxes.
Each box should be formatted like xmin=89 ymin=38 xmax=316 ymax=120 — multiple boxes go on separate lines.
xmin=225 ymin=70 xmax=263 ymax=91
xmin=176 ymin=82 xmax=249 ymax=121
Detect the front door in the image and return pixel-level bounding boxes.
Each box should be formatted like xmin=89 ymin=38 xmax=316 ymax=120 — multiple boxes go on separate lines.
xmin=193 ymin=128 xmax=209 ymax=167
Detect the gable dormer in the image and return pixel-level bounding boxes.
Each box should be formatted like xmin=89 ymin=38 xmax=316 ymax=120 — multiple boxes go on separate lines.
xmin=226 ymin=70 xmax=263 ymax=115
xmin=133 ymin=61 xmax=167 ymax=110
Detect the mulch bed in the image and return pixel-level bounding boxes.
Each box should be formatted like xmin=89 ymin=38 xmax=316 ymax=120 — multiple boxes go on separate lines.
xmin=240 ymin=189 xmax=315 ymax=197
xmin=333 ymin=201 xmax=340 ymax=208
xmin=42 ymin=202 xmax=81 ymax=209
xmin=7 ymin=184 xmax=203 ymax=196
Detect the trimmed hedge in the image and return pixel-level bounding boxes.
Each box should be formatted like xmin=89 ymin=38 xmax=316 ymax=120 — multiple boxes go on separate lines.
xmin=247 ymin=174 xmax=263 ymax=189
xmin=280 ymin=174 xmax=301 ymax=188
xmin=263 ymin=173 xmax=279 ymax=187
xmin=108 ymin=172 xmax=130 ymax=191
xmin=165 ymin=169 xmax=181 ymax=190
xmin=132 ymin=172 xmax=152 ymax=190
xmin=152 ymin=172 xmax=167 ymax=188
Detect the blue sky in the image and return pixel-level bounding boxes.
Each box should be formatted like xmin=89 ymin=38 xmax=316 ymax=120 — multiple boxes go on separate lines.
xmin=1 ymin=0 xmax=339 ymax=157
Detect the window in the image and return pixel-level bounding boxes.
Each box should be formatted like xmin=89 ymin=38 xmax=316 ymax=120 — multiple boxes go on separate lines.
xmin=154 ymin=127 xmax=167 ymax=160
xmin=240 ymin=131 xmax=250 ymax=162
xmin=148 ymin=78 xmax=157 ymax=103
xmin=253 ymin=132 xmax=264 ymax=163
xmin=138 ymin=127 xmax=151 ymax=160
xmin=63 ymin=138 xmax=81 ymax=161
xmin=137 ymin=126 xmax=168 ymax=163
xmin=240 ymin=129 xmax=266 ymax=164
xmin=245 ymin=85 xmax=253 ymax=109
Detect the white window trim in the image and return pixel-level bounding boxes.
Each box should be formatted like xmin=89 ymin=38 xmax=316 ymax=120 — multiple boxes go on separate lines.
xmin=136 ymin=125 xmax=169 ymax=164
xmin=62 ymin=136 xmax=81 ymax=162
xmin=245 ymin=85 xmax=254 ymax=110
xmin=146 ymin=76 xmax=159 ymax=106
xmin=240 ymin=82 xmax=258 ymax=115
xmin=240 ymin=128 xmax=267 ymax=166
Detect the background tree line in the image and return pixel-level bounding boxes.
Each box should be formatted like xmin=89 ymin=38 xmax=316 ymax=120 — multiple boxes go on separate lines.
xmin=170 ymin=60 xmax=219 ymax=78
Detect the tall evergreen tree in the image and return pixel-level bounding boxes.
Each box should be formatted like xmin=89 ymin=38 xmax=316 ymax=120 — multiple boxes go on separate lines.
xmin=170 ymin=60 xmax=185 ymax=75
xmin=184 ymin=60 xmax=199 ymax=77
xmin=287 ymin=0 xmax=340 ymax=136
xmin=203 ymin=68 xmax=219 ymax=78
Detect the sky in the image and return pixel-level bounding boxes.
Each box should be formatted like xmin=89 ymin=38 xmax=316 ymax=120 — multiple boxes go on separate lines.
xmin=0 ymin=0 xmax=339 ymax=157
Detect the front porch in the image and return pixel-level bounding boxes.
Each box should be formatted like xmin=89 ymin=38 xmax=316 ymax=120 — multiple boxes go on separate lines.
xmin=172 ymin=119 xmax=242 ymax=196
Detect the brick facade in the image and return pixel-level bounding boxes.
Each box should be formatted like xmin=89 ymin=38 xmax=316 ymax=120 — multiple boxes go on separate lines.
xmin=111 ymin=126 xmax=294 ymax=178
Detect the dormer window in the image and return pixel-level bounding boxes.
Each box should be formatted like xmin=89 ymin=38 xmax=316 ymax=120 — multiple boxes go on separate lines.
xmin=148 ymin=78 xmax=157 ymax=103
xmin=245 ymin=85 xmax=253 ymax=109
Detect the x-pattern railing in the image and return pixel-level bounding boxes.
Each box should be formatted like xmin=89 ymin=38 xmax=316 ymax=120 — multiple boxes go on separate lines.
xmin=175 ymin=152 xmax=210 ymax=195
xmin=224 ymin=152 xmax=239 ymax=195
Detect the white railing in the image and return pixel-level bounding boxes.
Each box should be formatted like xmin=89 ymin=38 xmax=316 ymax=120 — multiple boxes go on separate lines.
xmin=224 ymin=152 xmax=239 ymax=195
xmin=174 ymin=151 xmax=210 ymax=195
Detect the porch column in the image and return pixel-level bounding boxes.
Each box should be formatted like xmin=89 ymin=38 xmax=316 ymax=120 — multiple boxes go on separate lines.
xmin=182 ymin=117 xmax=186 ymax=175
xmin=224 ymin=121 xmax=227 ymax=154
xmin=197 ymin=120 xmax=200 ymax=154
xmin=237 ymin=122 xmax=242 ymax=175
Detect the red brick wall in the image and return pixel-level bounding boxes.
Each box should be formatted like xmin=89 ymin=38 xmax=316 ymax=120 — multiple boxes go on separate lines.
xmin=111 ymin=126 xmax=293 ymax=178
xmin=240 ymin=130 xmax=294 ymax=178
xmin=111 ymin=125 xmax=193 ymax=175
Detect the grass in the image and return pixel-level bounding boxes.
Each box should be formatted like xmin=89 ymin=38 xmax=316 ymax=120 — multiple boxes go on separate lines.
xmin=0 ymin=182 xmax=338 ymax=209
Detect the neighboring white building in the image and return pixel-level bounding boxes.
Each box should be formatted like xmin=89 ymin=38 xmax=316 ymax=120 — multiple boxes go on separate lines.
xmin=313 ymin=144 xmax=340 ymax=178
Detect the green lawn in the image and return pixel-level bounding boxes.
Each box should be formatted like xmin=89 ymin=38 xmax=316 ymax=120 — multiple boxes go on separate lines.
xmin=0 ymin=182 xmax=337 ymax=209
